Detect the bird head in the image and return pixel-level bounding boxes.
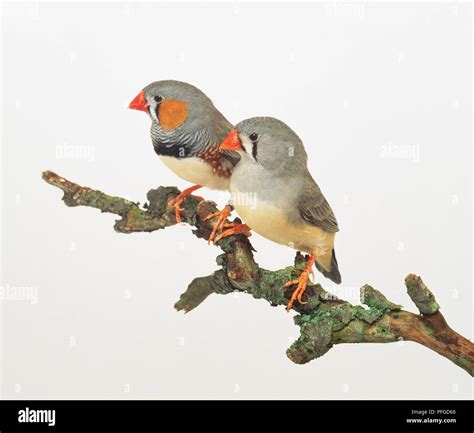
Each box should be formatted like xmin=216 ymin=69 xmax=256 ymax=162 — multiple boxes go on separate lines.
xmin=220 ymin=117 xmax=307 ymax=172
xmin=129 ymin=80 xmax=230 ymax=156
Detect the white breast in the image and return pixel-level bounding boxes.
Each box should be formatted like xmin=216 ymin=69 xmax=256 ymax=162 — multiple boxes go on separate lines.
xmin=232 ymin=189 xmax=334 ymax=259
xmin=160 ymin=156 xmax=229 ymax=190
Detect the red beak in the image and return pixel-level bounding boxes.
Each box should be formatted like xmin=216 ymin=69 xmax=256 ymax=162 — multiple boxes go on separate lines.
xmin=219 ymin=130 xmax=242 ymax=151
xmin=129 ymin=90 xmax=148 ymax=112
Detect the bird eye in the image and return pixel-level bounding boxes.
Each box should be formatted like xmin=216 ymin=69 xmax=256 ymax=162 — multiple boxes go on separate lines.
xmin=154 ymin=95 xmax=163 ymax=103
xmin=249 ymin=133 xmax=259 ymax=142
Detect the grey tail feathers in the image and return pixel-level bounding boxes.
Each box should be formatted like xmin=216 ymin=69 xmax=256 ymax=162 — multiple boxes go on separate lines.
xmin=315 ymin=249 xmax=342 ymax=284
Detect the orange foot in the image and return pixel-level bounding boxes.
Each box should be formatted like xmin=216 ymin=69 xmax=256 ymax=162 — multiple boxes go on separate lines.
xmin=214 ymin=223 xmax=251 ymax=243
xmin=204 ymin=205 xmax=251 ymax=244
xmin=168 ymin=184 xmax=204 ymax=223
xmin=204 ymin=204 xmax=232 ymax=244
xmin=285 ymin=254 xmax=316 ymax=311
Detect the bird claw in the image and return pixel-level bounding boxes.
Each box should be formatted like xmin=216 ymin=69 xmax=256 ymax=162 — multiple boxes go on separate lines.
xmin=297 ymin=283 xmax=308 ymax=304
xmin=169 ymin=201 xmax=185 ymax=223
xmin=203 ymin=210 xmax=223 ymax=222
xmin=285 ymin=254 xmax=316 ymax=310
xmin=206 ymin=205 xmax=232 ymax=244
xmin=214 ymin=223 xmax=251 ymax=243
xmin=284 ymin=278 xmax=300 ymax=288
xmin=167 ymin=185 xmax=203 ymax=223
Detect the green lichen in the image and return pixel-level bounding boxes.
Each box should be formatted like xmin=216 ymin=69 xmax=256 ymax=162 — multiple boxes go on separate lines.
xmin=212 ymin=270 xmax=235 ymax=294
xmin=215 ymin=253 xmax=226 ymax=267
xmin=146 ymin=186 xmax=179 ymax=213
xmin=453 ymin=355 xmax=473 ymax=375
xmin=63 ymin=187 xmax=136 ymax=216
xmin=174 ymin=275 xmax=215 ymax=313
xmin=405 ymin=274 xmax=439 ymax=314
xmin=301 ymin=285 xmax=323 ymax=310
xmin=332 ymin=319 xmax=368 ymax=343
xmin=288 ymin=303 xmax=358 ymax=364
xmin=360 ymin=284 xmax=402 ymax=311
xmin=114 ymin=204 xmax=169 ymax=233
xmin=353 ymin=305 xmax=384 ymax=323
xmin=243 ymin=265 xmax=325 ymax=310
xmin=251 ymin=267 xmax=294 ymax=306
xmin=370 ymin=316 xmax=397 ymax=340
xmin=182 ymin=197 xmax=200 ymax=226
xmin=45 ymin=171 xmax=474 ymax=375
xmin=287 ymin=320 xmax=333 ymax=364
xmin=217 ymin=236 xmax=234 ymax=252
xmin=233 ymin=245 xmax=259 ymax=278
xmin=317 ymin=304 xmax=355 ymax=331
xmin=287 ymin=293 xmax=402 ymax=363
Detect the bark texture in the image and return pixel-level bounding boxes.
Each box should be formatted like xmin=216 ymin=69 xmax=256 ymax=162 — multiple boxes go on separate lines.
xmin=42 ymin=170 xmax=474 ymax=375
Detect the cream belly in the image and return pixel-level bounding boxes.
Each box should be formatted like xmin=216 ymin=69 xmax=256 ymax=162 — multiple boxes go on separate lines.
xmin=234 ymin=199 xmax=335 ymax=270
xmin=160 ymin=156 xmax=229 ymax=190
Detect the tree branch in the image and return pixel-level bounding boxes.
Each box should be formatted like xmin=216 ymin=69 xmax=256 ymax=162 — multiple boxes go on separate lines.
xmin=42 ymin=170 xmax=474 ymax=376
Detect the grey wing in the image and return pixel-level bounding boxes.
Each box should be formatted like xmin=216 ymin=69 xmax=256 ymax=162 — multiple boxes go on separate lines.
xmin=298 ymin=174 xmax=339 ymax=233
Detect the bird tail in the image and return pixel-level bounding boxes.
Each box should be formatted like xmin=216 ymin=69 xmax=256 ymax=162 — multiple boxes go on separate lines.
xmin=315 ymin=249 xmax=341 ymax=284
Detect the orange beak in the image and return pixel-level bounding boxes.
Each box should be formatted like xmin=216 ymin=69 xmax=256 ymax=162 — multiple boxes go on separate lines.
xmin=219 ymin=130 xmax=242 ymax=151
xmin=128 ymin=90 xmax=148 ymax=112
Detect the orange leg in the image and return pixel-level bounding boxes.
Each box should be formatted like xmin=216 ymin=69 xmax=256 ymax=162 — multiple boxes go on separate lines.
xmin=204 ymin=204 xmax=233 ymax=244
xmin=285 ymin=254 xmax=316 ymax=311
xmin=168 ymin=184 xmax=203 ymax=223
xmin=214 ymin=223 xmax=251 ymax=243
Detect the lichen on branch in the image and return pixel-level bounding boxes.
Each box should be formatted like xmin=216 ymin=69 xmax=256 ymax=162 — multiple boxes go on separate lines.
xmin=42 ymin=170 xmax=474 ymax=376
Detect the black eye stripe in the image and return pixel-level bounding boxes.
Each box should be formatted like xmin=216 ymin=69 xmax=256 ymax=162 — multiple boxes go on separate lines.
xmin=251 ymin=142 xmax=258 ymax=161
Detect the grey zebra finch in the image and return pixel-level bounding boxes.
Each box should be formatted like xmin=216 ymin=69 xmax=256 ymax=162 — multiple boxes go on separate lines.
xmin=220 ymin=117 xmax=341 ymax=310
xmin=129 ymin=80 xmax=250 ymax=242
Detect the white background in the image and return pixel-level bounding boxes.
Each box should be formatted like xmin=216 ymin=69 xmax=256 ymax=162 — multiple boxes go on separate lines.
xmin=1 ymin=1 xmax=472 ymax=399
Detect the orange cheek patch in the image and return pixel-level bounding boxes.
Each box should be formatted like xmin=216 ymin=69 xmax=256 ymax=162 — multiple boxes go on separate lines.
xmin=158 ymin=99 xmax=189 ymax=131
